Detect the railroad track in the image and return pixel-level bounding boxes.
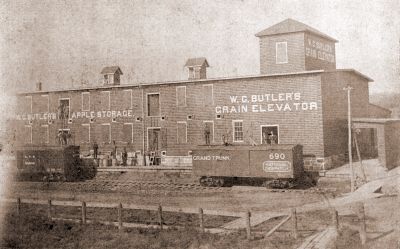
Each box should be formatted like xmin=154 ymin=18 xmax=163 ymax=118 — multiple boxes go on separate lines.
xmin=14 ymin=179 xmax=336 ymax=195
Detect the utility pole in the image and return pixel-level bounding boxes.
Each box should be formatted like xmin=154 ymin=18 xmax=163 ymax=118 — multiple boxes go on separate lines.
xmin=344 ymin=86 xmax=355 ymax=192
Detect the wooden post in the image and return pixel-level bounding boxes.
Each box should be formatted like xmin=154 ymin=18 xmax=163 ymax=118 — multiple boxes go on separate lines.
xmin=16 ymin=198 xmax=21 ymax=216
xmin=118 ymin=203 xmax=123 ymax=230
xmin=358 ymin=202 xmax=367 ymax=245
xmin=246 ymin=211 xmax=251 ymax=240
xmin=47 ymin=199 xmax=52 ymax=219
xmin=158 ymin=205 xmax=163 ymax=230
xmin=81 ymin=201 xmax=87 ymax=225
xmin=291 ymin=208 xmax=298 ymax=239
xmin=198 ymin=208 xmax=204 ymax=233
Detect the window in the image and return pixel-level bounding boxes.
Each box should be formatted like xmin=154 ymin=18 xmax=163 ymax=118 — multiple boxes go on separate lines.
xmin=176 ymin=86 xmax=186 ymax=107
xmin=59 ymin=98 xmax=70 ymax=119
xmin=123 ymin=89 xmax=132 ymax=109
xmin=81 ymin=124 xmax=90 ymax=143
xmin=233 ymin=120 xmax=244 ymax=142
xmin=177 ymin=121 xmax=187 ymax=144
xmin=276 ymin=42 xmax=288 ymax=64
xmin=261 ymin=125 xmax=279 ymax=145
xmin=188 ymin=67 xmax=194 ymax=79
xmin=101 ymin=91 xmax=111 ymax=110
xmin=203 ymin=121 xmax=214 ymax=144
xmin=203 ymin=84 xmax=213 ymax=106
xmin=123 ymin=123 xmax=133 ymax=143
xmin=101 ymin=123 xmax=111 ymax=143
xmin=41 ymin=125 xmax=49 ymax=144
xmin=81 ymin=92 xmax=90 ymax=111
xmin=147 ymin=93 xmax=160 ymax=116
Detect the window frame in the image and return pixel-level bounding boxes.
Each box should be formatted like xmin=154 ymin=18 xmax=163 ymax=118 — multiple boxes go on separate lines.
xmin=24 ymin=125 xmax=32 ymax=144
xmin=275 ymin=41 xmax=288 ymax=64
xmin=41 ymin=124 xmax=49 ymax=144
xmin=176 ymin=86 xmax=187 ymax=107
xmin=101 ymin=123 xmax=111 ymax=144
xmin=123 ymin=122 xmax=134 ymax=143
xmin=147 ymin=92 xmax=161 ymax=117
xmin=41 ymin=94 xmax=49 ymax=113
xmin=177 ymin=121 xmax=188 ymax=144
xmin=260 ymin=124 xmax=280 ymax=144
xmin=203 ymin=84 xmax=214 ymax=106
xmin=59 ymin=98 xmax=71 ymax=119
xmin=232 ymin=120 xmax=244 ymax=143
xmin=123 ymin=89 xmax=133 ymax=109
xmin=81 ymin=92 xmax=90 ymax=111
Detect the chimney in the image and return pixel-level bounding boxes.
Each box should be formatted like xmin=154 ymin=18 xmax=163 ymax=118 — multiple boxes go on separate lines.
xmin=100 ymin=66 xmax=123 ymax=85
xmin=36 ymin=82 xmax=42 ymax=91
xmin=184 ymin=58 xmax=209 ymax=80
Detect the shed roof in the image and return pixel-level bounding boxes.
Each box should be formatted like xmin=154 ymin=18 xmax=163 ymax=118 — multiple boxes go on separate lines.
xmin=184 ymin=57 xmax=209 ymax=67
xmin=255 ymin=18 xmax=338 ymax=42
xmin=353 ymin=118 xmax=400 ymax=124
xmin=101 ymin=66 xmax=123 ymax=75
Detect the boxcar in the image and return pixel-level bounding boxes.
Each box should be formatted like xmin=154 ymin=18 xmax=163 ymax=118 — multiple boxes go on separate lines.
xmin=192 ymin=144 xmax=304 ymax=187
xmin=16 ymin=145 xmax=95 ymax=181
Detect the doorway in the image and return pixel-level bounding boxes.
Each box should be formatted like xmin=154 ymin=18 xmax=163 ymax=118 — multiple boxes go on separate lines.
xmin=261 ymin=125 xmax=279 ymax=145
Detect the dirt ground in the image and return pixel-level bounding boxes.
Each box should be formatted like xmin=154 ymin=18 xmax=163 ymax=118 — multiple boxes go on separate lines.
xmin=1 ymin=170 xmax=399 ymax=248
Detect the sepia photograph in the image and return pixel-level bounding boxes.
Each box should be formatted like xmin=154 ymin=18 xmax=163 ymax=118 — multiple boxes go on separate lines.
xmin=0 ymin=0 xmax=399 ymax=248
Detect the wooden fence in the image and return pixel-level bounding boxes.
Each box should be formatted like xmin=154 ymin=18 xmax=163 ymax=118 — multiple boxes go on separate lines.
xmin=6 ymin=197 xmax=368 ymax=242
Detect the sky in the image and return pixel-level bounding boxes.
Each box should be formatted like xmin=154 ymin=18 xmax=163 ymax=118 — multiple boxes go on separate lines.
xmin=0 ymin=0 xmax=399 ymax=96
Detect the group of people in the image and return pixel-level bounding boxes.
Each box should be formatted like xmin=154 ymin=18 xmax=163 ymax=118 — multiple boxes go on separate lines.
xmin=92 ymin=140 xmax=129 ymax=166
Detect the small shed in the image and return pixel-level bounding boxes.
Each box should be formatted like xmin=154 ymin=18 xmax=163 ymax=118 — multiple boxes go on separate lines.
xmin=184 ymin=57 xmax=209 ymax=80
xmin=353 ymin=118 xmax=400 ymax=170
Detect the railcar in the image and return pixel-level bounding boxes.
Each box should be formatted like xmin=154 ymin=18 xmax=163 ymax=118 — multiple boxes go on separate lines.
xmin=192 ymin=144 xmax=306 ymax=188
xmin=16 ymin=145 xmax=96 ymax=181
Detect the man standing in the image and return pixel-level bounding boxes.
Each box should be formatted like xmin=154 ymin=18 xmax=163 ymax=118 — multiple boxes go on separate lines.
xmin=122 ymin=147 xmax=128 ymax=166
xmin=112 ymin=140 xmax=117 ymax=159
xmin=93 ymin=141 xmax=98 ymax=159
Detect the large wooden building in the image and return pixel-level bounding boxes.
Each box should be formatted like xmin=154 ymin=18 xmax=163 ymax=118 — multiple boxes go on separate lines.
xmin=12 ymin=19 xmax=392 ymax=171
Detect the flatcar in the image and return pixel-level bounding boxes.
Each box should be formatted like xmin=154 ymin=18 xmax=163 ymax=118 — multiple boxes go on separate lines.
xmin=192 ymin=144 xmax=307 ymax=188
xmin=16 ymin=145 xmax=96 ymax=181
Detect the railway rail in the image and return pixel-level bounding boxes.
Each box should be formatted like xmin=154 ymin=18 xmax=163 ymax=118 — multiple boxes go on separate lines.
xmin=13 ymin=178 xmax=336 ymax=195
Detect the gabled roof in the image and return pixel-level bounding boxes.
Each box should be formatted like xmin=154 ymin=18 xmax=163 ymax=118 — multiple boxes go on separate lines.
xmin=101 ymin=66 xmax=123 ymax=75
xmin=184 ymin=57 xmax=209 ymax=67
xmin=255 ymin=18 xmax=338 ymax=42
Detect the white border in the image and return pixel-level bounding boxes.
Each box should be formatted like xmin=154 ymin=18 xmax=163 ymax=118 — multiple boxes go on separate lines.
xmin=232 ymin=120 xmax=244 ymax=143
xmin=260 ymin=124 xmax=280 ymax=144
xmin=177 ymin=121 xmax=187 ymax=144
xmin=82 ymin=123 xmax=90 ymax=143
xmin=101 ymin=123 xmax=111 ymax=143
xmin=101 ymin=91 xmax=111 ymax=110
xmin=203 ymin=120 xmax=214 ymax=143
xmin=41 ymin=94 xmax=49 ymax=112
xmin=146 ymin=92 xmax=161 ymax=117
xmin=275 ymin=41 xmax=288 ymax=64
xmin=123 ymin=89 xmax=133 ymax=109
xmin=176 ymin=86 xmax=186 ymax=107
xmin=203 ymin=84 xmax=214 ymax=106
xmin=81 ymin=92 xmax=90 ymax=111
